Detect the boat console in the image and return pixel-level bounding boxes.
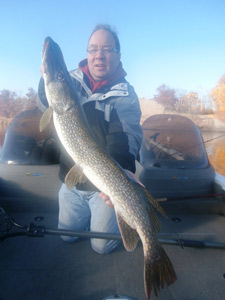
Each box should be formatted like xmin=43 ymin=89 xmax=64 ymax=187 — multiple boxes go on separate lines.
xmin=139 ymin=114 xmax=215 ymax=199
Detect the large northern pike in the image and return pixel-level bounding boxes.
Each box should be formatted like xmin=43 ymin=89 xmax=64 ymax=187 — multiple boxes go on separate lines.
xmin=40 ymin=37 xmax=177 ymax=298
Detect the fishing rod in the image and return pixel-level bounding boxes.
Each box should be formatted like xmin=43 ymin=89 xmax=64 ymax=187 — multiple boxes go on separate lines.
xmin=153 ymin=132 xmax=225 ymax=160
xmin=1 ymin=206 xmax=225 ymax=250
xmin=165 ymin=191 xmax=225 ymax=201
xmin=145 ymin=126 xmax=225 ymax=161
xmin=203 ymin=132 xmax=225 ymax=144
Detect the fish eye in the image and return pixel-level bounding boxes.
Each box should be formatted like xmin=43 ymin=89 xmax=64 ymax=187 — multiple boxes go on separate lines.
xmin=57 ymin=72 xmax=64 ymax=80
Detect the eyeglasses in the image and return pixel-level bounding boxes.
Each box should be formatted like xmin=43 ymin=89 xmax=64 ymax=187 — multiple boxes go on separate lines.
xmin=87 ymin=46 xmax=119 ymax=55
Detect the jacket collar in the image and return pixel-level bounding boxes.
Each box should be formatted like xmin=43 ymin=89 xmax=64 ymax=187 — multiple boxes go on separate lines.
xmin=78 ymin=59 xmax=127 ymax=93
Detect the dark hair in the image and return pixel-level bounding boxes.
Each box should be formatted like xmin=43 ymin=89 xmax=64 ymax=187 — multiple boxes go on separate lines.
xmin=88 ymin=24 xmax=121 ymax=52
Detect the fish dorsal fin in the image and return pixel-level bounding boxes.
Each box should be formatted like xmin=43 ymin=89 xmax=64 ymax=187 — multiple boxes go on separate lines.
xmin=116 ymin=212 xmax=139 ymax=252
xmin=39 ymin=107 xmax=53 ymax=132
xmin=143 ymin=187 xmax=166 ymax=218
xmin=140 ymin=187 xmax=164 ymax=232
xmin=131 ymin=180 xmax=166 ymax=218
xmin=146 ymin=201 xmax=161 ymax=233
xmin=65 ymin=164 xmax=86 ymax=190
xmin=132 ymin=182 xmax=163 ymax=232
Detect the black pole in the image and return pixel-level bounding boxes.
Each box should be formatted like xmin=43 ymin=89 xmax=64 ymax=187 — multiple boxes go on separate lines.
xmin=2 ymin=220 xmax=225 ymax=250
xmin=41 ymin=226 xmax=225 ymax=250
xmin=44 ymin=227 xmax=122 ymax=240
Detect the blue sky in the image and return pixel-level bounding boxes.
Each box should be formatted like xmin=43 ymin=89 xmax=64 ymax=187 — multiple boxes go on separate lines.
xmin=0 ymin=0 xmax=225 ymax=100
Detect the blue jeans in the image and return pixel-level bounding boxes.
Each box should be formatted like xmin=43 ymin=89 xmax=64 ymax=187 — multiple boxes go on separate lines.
xmin=58 ymin=183 xmax=121 ymax=254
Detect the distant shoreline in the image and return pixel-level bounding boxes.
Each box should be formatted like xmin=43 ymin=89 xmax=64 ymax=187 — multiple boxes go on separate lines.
xmin=0 ymin=105 xmax=225 ymax=137
xmin=139 ymin=99 xmax=225 ymax=132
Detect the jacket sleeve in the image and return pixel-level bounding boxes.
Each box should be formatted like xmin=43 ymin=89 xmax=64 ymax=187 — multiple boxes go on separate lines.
xmin=106 ymin=85 xmax=143 ymax=173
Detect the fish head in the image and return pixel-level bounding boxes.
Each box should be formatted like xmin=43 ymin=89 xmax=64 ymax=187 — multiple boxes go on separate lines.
xmin=42 ymin=37 xmax=75 ymax=114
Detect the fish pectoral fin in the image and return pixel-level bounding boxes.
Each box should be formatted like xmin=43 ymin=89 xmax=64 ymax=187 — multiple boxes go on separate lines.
xmin=39 ymin=107 xmax=53 ymax=132
xmin=116 ymin=212 xmax=139 ymax=252
xmin=65 ymin=165 xmax=86 ymax=190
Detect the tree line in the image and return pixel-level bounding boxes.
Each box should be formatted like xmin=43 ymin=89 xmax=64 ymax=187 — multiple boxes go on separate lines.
xmin=151 ymin=74 xmax=225 ymax=114
xmin=0 ymin=88 xmax=38 ymax=119
xmin=152 ymin=84 xmax=211 ymax=114
xmin=0 ymin=73 xmax=224 ymax=120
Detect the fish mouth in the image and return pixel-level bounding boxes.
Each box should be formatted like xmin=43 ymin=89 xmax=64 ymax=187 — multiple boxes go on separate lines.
xmin=42 ymin=37 xmax=55 ymax=80
xmin=42 ymin=37 xmax=51 ymax=59
xmin=42 ymin=37 xmax=67 ymax=82
xmin=42 ymin=37 xmax=51 ymax=75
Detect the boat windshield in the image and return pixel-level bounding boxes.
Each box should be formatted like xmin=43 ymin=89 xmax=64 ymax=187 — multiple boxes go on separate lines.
xmin=140 ymin=114 xmax=210 ymax=169
xmin=0 ymin=108 xmax=60 ymax=165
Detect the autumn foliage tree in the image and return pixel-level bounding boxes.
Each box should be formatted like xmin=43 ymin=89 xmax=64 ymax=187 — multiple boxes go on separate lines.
xmin=153 ymin=84 xmax=178 ymax=111
xmin=0 ymin=88 xmax=38 ymax=119
xmin=210 ymin=74 xmax=225 ymax=112
xmin=24 ymin=88 xmax=38 ymax=111
xmin=153 ymin=84 xmax=206 ymax=114
xmin=177 ymin=92 xmax=202 ymax=113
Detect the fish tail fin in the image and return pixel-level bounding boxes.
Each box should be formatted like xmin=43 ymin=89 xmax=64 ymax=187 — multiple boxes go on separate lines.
xmin=144 ymin=245 xmax=177 ymax=299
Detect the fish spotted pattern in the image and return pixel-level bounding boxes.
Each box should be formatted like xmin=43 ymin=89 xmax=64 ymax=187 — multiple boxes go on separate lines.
xmin=40 ymin=36 xmax=177 ymax=299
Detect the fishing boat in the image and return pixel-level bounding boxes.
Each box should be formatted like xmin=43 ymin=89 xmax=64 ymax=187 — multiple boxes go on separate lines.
xmin=0 ymin=110 xmax=225 ymax=300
